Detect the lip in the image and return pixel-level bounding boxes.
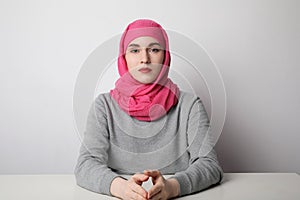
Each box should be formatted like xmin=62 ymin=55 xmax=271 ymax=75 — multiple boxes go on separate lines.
xmin=138 ymin=67 xmax=152 ymax=73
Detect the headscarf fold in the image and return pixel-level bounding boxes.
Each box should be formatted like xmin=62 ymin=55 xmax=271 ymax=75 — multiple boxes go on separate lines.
xmin=110 ymin=19 xmax=180 ymax=121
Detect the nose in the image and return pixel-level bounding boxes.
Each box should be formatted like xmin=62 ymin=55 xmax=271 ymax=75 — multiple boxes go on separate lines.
xmin=140 ymin=49 xmax=150 ymax=64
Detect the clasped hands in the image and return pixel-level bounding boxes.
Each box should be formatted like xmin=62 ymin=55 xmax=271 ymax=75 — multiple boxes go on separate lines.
xmin=111 ymin=169 xmax=179 ymax=200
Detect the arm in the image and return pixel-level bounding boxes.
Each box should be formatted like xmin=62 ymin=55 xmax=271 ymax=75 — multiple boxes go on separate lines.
xmin=74 ymin=97 xmax=122 ymax=195
xmin=74 ymin=96 xmax=150 ymax=199
xmin=170 ymin=97 xmax=224 ymax=196
xmin=144 ymin=97 xmax=223 ymax=199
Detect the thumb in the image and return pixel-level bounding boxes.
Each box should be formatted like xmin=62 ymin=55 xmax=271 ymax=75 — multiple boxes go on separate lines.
xmin=132 ymin=173 xmax=149 ymax=184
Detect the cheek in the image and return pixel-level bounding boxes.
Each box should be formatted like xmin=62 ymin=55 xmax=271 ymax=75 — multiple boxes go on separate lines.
xmin=150 ymin=56 xmax=163 ymax=64
xmin=158 ymin=53 xmax=165 ymax=64
xmin=153 ymin=64 xmax=163 ymax=75
xmin=125 ymin=55 xmax=136 ymax=70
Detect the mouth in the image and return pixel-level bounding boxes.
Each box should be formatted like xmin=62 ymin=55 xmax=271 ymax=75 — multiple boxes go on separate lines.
xmin=138 ymin=67 xmax=152 ymax=73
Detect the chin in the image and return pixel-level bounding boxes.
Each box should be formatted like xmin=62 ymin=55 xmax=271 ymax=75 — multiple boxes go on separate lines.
xmin=136 ymin=77 xmax=156 ymax=84
xmin=137 ymin=79 xmax=154 ymax=84
xmin=132 ymin=74 xmax=157 ymax=84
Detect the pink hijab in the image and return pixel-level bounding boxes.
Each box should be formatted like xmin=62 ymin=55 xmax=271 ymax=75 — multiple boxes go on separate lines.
xmin=110 ymin=19 xmax=180 ymax=121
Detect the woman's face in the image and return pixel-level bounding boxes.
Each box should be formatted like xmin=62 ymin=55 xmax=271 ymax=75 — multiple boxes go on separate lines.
xmin=125 ymin=36 xmax=165 ymax=84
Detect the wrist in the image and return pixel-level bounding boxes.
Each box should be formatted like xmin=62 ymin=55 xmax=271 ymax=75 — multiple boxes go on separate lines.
xmin=166 ymin=178 xmax=180 ymax=199
xmin=110 ymin=176 xmax=127 ymax=198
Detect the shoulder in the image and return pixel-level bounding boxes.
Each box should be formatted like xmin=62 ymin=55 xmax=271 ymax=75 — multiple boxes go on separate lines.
xmin=90 ymin=92 xmax=113 ymax=114
xmin=178 ymin=90 xmax=198 ymax=100
xmin=177 ymin=91 xmax=208 ymax=118
xmin=178 ymin=91 xmax=203 ymax=107
xmin=94 ymin=92 xmax=112 ymax=104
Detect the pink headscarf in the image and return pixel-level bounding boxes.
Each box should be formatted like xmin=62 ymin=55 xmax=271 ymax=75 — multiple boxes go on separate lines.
xmin=110 ymin=19 xmax=180 ymax=121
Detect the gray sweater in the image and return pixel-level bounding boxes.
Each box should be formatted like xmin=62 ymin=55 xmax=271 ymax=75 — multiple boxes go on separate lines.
xmin=74 ymin=91 xmax=223 ymax=197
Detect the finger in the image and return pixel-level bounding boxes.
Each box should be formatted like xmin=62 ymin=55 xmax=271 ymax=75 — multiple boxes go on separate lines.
xmin=132 ymin=173 xmax=149 ymax=184
xmin=129 ymin=182 xmax=148 ymax=199
xmin=144 ymin=170 xmax=163 ymax=185
xmin=144 ymin=169 xmax=161 ymax=178
xmin=143 ymin=169 xmax=152 ymax=174
xmin=148 ymin=190 xmax=162 ymax=200
xmin=130 ymin=191 xmax=148 ymax=200
xmin=129 ymin=190 xmax=148 ymax=200
xmin=148 ymin=184 xmax=162 ymax=199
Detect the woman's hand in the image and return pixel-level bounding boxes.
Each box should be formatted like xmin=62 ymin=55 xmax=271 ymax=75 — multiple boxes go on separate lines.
xmin=110 ymin=173 xmax=149 ymax=200
xmin=144 ymin=170 xmax=180 ymax=200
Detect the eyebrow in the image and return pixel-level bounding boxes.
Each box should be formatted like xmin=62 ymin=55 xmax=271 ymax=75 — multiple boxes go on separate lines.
xmin=127 ymin=44 xmax=140 ymax=48
xmin=148 ymin=42 xmax=162 ymax=47
xmin=127 ymin=42 xmax=162 ymax=48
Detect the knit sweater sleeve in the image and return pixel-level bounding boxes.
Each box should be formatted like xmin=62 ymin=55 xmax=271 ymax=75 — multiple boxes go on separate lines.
xmin=74 ymin=96 xmax=124 ymax=195
xmin=170 ymin=97 xmax=224 ymax=196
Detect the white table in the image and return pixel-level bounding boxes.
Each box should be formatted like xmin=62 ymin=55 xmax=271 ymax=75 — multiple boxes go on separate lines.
xmin=0 ymin=173 xmax=299 ymax=200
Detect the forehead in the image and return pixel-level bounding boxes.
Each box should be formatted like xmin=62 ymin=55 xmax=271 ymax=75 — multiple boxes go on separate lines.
xmin=127 ymin=36 xmax=161 ymax=47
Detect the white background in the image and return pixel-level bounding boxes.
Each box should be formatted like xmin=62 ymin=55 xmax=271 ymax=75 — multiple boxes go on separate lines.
xmin=0 ymin=0 xmax=299 ymax=174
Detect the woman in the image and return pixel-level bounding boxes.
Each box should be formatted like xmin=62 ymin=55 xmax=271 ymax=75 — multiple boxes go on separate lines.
xmin=75 ymin=19 xmax=223 ymax=200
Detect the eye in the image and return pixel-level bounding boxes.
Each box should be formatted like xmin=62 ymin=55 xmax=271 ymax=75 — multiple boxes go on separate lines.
xmin=149 ymin=48 xmax=161 ymax=53
xmin=129 ymin=49 xmax=140 ymax=53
